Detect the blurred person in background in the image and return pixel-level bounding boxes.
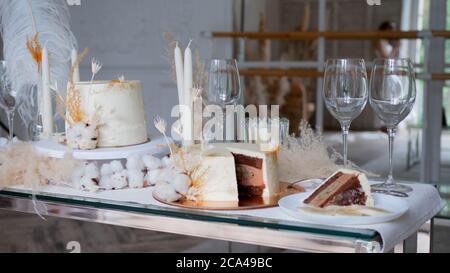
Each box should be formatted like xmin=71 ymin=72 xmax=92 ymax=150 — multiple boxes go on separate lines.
xmin=374 ymin=21 xmax=401 ymax=59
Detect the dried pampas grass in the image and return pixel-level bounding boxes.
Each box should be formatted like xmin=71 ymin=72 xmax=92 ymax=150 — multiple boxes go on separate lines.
xmin=279 ymin=120 xmax=339 ymax=183
xmin=279 ymin=120 xmax=376 ymax=182
xmin=0 ymin=142 xmax=83 ymax=190
xmin=163 ymin=32 xmax=177 ymax=82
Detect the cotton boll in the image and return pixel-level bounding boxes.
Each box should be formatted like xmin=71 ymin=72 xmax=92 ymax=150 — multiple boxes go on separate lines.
xmin=158 ymin=167 xmax=179 ymax=182
xmin=99 ymin=175 xmax=113 ymax=190
xmin=161 ymin=156 xmax=174 ymax=168
xmin=126 ymin=154 xmax=145 ymax=171
xmin=78 ymin=174 xmax=99 ymax=192
xmin=171 ymin=173 xmax=191 ymax=195
xmin=142 ymin=154 xmax=162 ymax=171
xmin=144 ymin=169 xmax=162 ymax=186
xmin=109 ymin=170 xmax=128 ymax=190
xmin=84 ymin=163 xmax=99 ymax=178
xmin=100 ymin=163 xmax=113 ymax=177
xmin=71 ymin=164 xmax=86 ymax=185
xmin=128 ymin=169 xmax=145 ymax=188
xmin=154 ymin=182 xmax=181 ymax=202
xmin=110 ymin=160 xmax=124 ymax=173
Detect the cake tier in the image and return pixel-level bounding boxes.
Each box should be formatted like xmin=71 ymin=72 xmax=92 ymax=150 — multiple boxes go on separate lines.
xmin=186 ymin=143 xmax=280 ymax=202
xmin=71 ymin=80 xmax=148 ymax=148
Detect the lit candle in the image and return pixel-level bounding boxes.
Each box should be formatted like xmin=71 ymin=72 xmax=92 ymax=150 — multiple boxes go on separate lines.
xmin=71 ymin=48 xmax=80 ymax=82
xmin=183 ymin=40 xmax=193 ymax=145
xmin=41 ymin=46 xmax=53 ymax=137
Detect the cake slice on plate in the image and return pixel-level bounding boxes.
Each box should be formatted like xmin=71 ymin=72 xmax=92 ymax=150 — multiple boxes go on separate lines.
xmin=303 ymin=169 xmax=374 ymax=208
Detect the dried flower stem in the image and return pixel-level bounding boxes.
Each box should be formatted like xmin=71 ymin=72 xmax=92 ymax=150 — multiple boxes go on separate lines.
xmin=154 ymin=116 xmax=174 ymax=156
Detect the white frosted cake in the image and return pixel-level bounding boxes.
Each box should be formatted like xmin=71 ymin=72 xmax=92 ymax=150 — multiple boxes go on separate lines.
xmin=186 ymin=143 xmax=280 ymax=202
xmin=66 ymin=80 xmax=148 ymax=148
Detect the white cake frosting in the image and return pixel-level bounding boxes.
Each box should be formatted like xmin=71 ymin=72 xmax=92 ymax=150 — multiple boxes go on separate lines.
xmin=69 ymin=80 xmax=148 ymax=148
xmin=193 ymin=147 xmax=239 ymax=202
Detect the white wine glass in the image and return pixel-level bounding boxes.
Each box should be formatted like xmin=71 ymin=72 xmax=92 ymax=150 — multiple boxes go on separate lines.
xmin=323 ymin=59 xmax=368 ymax=167
xmin=0 ymin=61 xmax=20 ymax=141
xmin=370 ymin=58 xmax=416 ymax=193
xmin=204 ymin=59 xmax=241 ymax=141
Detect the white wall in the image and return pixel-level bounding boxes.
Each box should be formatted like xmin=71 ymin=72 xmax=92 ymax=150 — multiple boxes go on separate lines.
xmin=69 ymin=0 xmax=233 ymax=136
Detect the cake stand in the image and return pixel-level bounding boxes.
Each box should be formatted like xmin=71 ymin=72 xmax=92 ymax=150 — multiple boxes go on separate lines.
xmin=33 ymin=136 xmax=170 ymax=160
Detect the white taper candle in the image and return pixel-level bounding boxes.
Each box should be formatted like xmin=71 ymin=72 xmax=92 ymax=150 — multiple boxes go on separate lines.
xmin=183 ymin=40 xmax=193 ymax=145
xmin=71 ymin=48 xmax=80 ymax=82
xmin=174 ymin=42 xmax=184 ymax=106
xmin=41 ymin=46 xmax=53 ymax=136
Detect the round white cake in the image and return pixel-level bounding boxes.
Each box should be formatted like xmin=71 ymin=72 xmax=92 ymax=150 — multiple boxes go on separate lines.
xmin=69 ymin=80 xmax=148 ymax=148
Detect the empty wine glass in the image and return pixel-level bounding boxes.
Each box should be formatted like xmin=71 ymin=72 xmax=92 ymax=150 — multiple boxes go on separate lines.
xmin=204 ymin=59 xmax=241 ymax=141
xmin=0 ymin=61 xmax=20 ymax=141
xmin=323 ymin=59 xmax=368 ymax=167
xmin=370 ymin=58 xmax=416 ymax=193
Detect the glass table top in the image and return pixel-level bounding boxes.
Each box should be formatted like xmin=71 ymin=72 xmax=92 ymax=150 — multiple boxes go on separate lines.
xmin=0 ymin=187 xmax=378 ymax=241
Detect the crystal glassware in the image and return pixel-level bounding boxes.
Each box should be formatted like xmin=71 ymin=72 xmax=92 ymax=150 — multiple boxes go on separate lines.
xmin=369 ymin=58 xmax=416 ymax=193
xmin=243 ymin=117 xmax=289 ymax=146
xmin=0 ymin=61 xmax=20 ymax=141
xmin=323 ymin=58 xmax=369 ymax=167
xmin=204 ymin=59 xmax=241 ymax=141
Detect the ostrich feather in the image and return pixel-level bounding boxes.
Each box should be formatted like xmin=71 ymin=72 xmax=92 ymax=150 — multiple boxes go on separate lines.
xmin=0 ymin=0 xmax=78 ymax=126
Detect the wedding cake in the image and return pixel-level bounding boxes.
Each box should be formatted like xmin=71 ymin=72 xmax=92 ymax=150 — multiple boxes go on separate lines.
xmin=154 ymin=143 xmax=280 ymax=203
xmin=66 ymin=80 xmax=148 ymax=149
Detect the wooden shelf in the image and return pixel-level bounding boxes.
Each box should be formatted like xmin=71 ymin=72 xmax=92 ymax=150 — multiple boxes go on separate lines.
xmin=212 ymin=31 xmax=450 ymax=40
xmin=239 ymin=68 xmax=450 ymax=81
xmin=239 ymin=68 xmax=322 ymax=78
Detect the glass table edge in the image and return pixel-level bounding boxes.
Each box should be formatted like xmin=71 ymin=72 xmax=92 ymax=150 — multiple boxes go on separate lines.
xmin=0 ymin=188 xmax=377 ymax=241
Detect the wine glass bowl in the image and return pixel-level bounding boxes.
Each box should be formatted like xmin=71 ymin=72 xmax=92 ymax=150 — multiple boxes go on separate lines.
xmin=370 ymin=59 xmax=416 ymax=127
xmin=323 ymin=58 xmax=368 ymax=167
xmin=204 ymin=59 xmax=241 ymax=141
xmin=0 ymin=60 xmax=20 ymax=141
xmin=205 ymin=59 xmax=241 ymax=107
xmin=369 ymin=58 xmax=416 ymax=193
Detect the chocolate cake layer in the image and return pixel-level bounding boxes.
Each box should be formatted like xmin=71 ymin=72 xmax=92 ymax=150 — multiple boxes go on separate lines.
xmin=238 ymin=184 xmax=265 ymax=197
xmin=304 ymin=172 xmax=367 ymax=208
xmin=232 ymin=153 xmax=265 ymax=197
xmin=232 ymin=153 xmax=263 ymax=169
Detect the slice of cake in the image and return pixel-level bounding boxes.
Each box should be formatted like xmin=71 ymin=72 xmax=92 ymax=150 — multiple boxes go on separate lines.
xmin=303 ymin=169 xmax=374 ymax=208
xmin=66 ymin=80 xmax=148 ymax=148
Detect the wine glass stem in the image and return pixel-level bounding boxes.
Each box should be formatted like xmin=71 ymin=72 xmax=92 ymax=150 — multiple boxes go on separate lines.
xmin=6 ymin=110 xmax=14 ymax=141
xmin=387 ymin=127 xmax=397 ymax=185
xmin=341 ymin=123 xmax=350 ymax=168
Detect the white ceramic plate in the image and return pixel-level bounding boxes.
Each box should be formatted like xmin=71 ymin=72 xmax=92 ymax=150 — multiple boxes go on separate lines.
xmin=278 ymin=193 xmax=409 ymax=225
